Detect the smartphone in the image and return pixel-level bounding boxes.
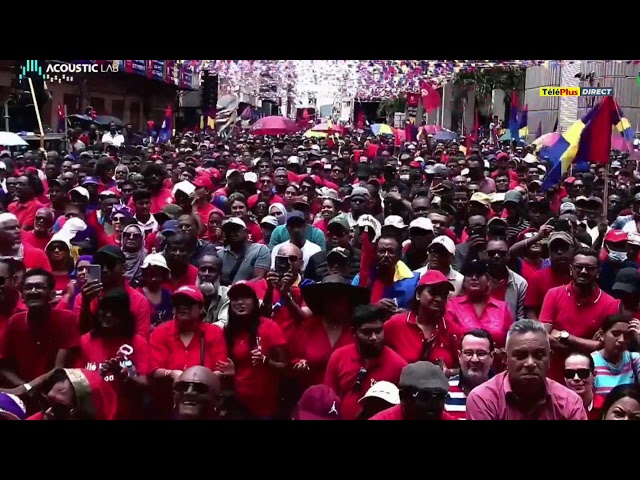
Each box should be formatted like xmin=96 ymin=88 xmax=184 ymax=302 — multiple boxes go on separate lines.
xmin=274 ymin=256 xmax=289 ymax=277
xmin=88 ymin=264 xmax=102 ymax=283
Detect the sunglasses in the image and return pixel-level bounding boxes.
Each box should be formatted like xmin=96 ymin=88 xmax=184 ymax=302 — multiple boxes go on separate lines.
xmin=173 ymin=381 xmax=210 ymax=395
xmin=563 ymin=368 xmax=591 ymax=380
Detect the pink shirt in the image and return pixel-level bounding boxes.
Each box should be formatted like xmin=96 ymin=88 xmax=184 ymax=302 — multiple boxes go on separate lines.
xmin=444 ymin=295 xmax=513 ymax=349
xmin=466 ymin=371 xmax=587 ymax=420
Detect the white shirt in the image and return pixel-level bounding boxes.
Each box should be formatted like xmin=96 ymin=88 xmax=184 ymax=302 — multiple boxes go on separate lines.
xmin=271 ymin=240 xmax=321 ymax=269
xmin=101 ymin=132 xmax=126 ymax=147
xmin=135 ymin=214 xmax=158 ymax=236
xmin=414 ymin=264 xmax=464 ymax=297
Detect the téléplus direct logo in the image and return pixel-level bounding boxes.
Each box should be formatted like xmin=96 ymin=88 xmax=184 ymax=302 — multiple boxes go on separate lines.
xmin=539 ymin=86 xmax=614 ymax=96
xmin=18 ymin=60 xmax=119 ymax=84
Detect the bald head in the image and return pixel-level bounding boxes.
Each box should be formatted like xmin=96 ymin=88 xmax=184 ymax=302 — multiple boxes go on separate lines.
xmin=278 ymin=243 xmax=302 ymax=259
xmin=178 ymin=366 xmax=220 ymax=393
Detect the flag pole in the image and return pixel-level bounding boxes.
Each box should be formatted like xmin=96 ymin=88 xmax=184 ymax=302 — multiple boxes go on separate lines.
xmin=27 ymin=77 xmax=45 ymax=150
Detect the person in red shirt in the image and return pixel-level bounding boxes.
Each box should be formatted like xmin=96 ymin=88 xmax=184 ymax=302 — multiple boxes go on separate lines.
xmin=21 ymin=207 xmax=54 ymax=250
xmin=192 ymin=176 xmax=217 ymax=225
xmin=221 ymin=281 xmax=287 ymax=419
xmin=290 ymin=275 xmax=369 ymax=392
xmin=369 ymin=361 xmax=457 ymax=420
xmin=74 ymin=245 xmax=151 ymax=339
xmin=74 ymin=288 xmax=150 ymax=420
xmin=26 ymin=368 xmax=118 ymax=420
xmin=150 ymin=285 xmax=228 ymax=419
xmin=141 ymin=163 xmax=174 ymax=214
xmin=162 ymin=234 xmax=198 ymax=293
xmin=384 ymin=270 xmax=457 ymax=370
xmin=0 ymin=268 xmax=79 ymax=397
xmin=524 ymin=231 xmax=574 ymax=320
xmin=292 ymin=384 xmax=342 ymax=420
xmin=248 ymin=175 xmax=284 ymax=211
xmin=229 ymin=194 xmax=262 ymax=243
xmin=45 ymin=236 xmax=75 ymax=299
xmin=539 ymin=248 xmax=619 ymax=382
xmin=324 ymin=304 xmax=407 ymax=420
xmin=8 ymin=173 xmax=44 ymax=231
xmin=0 ymin=258 xmax=22 ymax=347
xmin=563 ymin=352 xmax=604 ymax=420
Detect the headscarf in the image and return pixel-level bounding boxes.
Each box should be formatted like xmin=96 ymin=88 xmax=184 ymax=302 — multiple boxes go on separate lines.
xmin=121 ymin=224 xmax=146 ymax=286
xmin=268 ymin=202 xmax=287 ymax=226
xmin=206 ymin=208 xmax=226 ymax=243
xmin=110 ymin=204 xmax=133 ymax=221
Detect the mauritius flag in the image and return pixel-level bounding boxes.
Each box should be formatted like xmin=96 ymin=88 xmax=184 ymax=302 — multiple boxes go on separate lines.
xmin=158 ymin=104 xmax=173 ymax=143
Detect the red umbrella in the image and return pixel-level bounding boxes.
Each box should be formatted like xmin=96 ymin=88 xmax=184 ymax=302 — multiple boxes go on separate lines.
xmin=250 ymin=116 xmax=299 ymax=136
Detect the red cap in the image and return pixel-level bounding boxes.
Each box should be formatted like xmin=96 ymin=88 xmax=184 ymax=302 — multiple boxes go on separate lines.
xmin=605 ymin=229 xmax=628 ymax=244
xmin=206 ymin=168 xmax=221 ymax=182
xmin=172 ymin=285 xmax=204 ymax=304
xmin=564 ymin=176 xmax=576 ymax=184
xmin=418 ymin=270 xmax=454 ymax=290
xmin=409 ymin=161 xmax=422 ymax=168
xmin=496 ymin=152 xmax=509 ymax=161
xmin=295 ymin=385 xmax=341 ymax=420
xmin=194 ymin=176 xmax=214 ymax=190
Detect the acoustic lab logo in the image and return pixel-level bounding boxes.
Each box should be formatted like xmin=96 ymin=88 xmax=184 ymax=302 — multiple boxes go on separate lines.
xmin=18 ymin=60 xmax=120 ymax=84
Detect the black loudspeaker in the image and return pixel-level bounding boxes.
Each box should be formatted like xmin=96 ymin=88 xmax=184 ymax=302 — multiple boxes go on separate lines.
xmin=201 ymin=71 xmax=219 ymax=113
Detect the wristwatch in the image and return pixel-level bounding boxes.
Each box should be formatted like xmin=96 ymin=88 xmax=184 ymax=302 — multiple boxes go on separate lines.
xmin=23 ymin=383 xmax=32 ymax=393
xmin=559 ymin=331 xmax=570 ymax=343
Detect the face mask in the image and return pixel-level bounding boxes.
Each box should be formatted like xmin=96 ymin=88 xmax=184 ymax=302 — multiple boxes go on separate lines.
xmin=400 ymin=174 xmax=410 ymax=181
xmin=608 ymin=250 xmax=627 ymax=263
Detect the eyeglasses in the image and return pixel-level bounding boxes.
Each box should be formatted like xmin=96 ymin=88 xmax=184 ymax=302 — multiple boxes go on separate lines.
xmin=486 ymin=250 xmax=508 ymax=257
xmin=563 ymin=368 xmax=591 ymax=380
xmin=461 ymin=350 xmax=490 ymax=359
xmin=352 ymin=367 xmax=368 ymax=392
xmin=173 ymin=381 xmax=210 ymax=395
xmin=122 ymin=232 xmax=142 ymax=239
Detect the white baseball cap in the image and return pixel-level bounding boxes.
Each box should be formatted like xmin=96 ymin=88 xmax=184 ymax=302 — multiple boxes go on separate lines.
xmin=383 ymin=215 xmax=407 ymax=229
xmin=429 ymin=235 xmax=456 ymax=255
xmin=287 ymin=156 xmax=300 ymax=164
xmin=222 ymin=217 xmax=246 ymax=229
xmin=409 ymin=217 xmax=434 ymax=232
xmin=260 ymin=215 xmax=278 ymax=228
xmin=69 ymin=186 xmax=90 ymax=200
xmin=244 ymin=172 xmax=258 ymax=183
xmin=225 ymin=168 xmax=240 ymax=179
xmin=358 ymin=381 xmax=400 ymax=405
xmin=142 ymin=253 xmax=170 ymax=272
xmin=172 ymin=180 xmax=195 ymax=197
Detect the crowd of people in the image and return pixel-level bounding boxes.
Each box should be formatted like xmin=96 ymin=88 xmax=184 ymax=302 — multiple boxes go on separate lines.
xmin=0 ymin=118 xmax=639 ymax=421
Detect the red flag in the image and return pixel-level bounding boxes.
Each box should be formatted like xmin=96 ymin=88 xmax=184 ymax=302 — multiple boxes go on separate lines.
xmin=420 ymin=81 xmax=441 ymax=112
xmin=355 ymin=110 xmax=364 ymax=130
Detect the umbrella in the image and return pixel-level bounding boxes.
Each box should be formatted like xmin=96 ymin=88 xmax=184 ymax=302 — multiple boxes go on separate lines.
xmin=311 ymin=123 xmax=343 ymax=134
xmin=68 ymin=114 xmax=94 ymax=123
xmin=433 ymin=130 xmax=460 ymax=142
xmin=249 ymin=116 xmax=299 ymax=136
xmin=0 ymin=132 xmax=28 ymax=147
xmin=370 ymin=123 xmax=394 ymax=136
xmin=304 ymin=129 xmax=327 ymax=139
xmin=532 ymin=132 xmax=561 ymax=150
xmin=93 ymin=115 xmax=125 ymax=128
xmin=423 ymin=124 xmax=443 ymax=135
xmin=498 ymin=131 xmax=525 ymax=143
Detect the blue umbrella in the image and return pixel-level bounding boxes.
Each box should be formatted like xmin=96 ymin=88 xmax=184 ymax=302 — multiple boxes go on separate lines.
xmin=433 ymin=130 xmax=459 ymax=141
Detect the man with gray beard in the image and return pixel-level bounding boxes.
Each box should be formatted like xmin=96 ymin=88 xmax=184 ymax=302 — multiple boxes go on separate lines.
xmin=197 ymin=254 xmax=229 ymax=328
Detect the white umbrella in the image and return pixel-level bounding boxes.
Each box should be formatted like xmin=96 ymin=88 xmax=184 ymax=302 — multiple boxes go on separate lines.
xmin=0 ymin=132 xmax=28 ymax=147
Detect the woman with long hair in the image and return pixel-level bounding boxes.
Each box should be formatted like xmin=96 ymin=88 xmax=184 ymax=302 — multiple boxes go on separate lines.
xmin=221 ymin=282 xmax=287 ymax=419
xmin=74 ymin=288 xmax=150 ymax=420
xmin=229 ymin=193 xmax=262 ymax=243
xmin=313 ymin=197 xmax=341 ymax=238
xmin=291 ymin=275 xmax=369 ymax=391
xmin=384 ymin=271 xmax=458 ymax=372
xmin=121 ymin=224 xmax=147 ymax=288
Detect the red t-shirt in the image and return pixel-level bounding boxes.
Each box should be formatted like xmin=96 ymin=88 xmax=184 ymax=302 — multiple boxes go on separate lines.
xmin=324 ymin=344 xmax=407 ymax=420
xmin=161 ymin=264 xmax=198 ymax=293
xmin=22 ymin=244 xmax=52 ymax=272
xmin=0 ymin=309 xmax=79 ymax=381
xmin=369 ymin=404 xmax=458 ymax=420
xmin=9 ymin=199 xmax=43 ymax=230
xmin=21 ymin=230 xmax=51 ymax=251
xmin=524 ymin=268 xmax=572 ymax=313
xmin=383 ymin=311 xmax=458 ymax=368
xmin=288 ymin=316 xmax=354 ymax=390
xmin=231 ymin=317 xmax=286 ymax=418
xmin=539 ymin=284 xmax=619 ymax=381
xmin=75 ymin=333 xmax=150 ymax=420
xmin=128 ymin=188 xmax=174 ymax=215
xmin=73 ymin=283 xmax=151 ymax=339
